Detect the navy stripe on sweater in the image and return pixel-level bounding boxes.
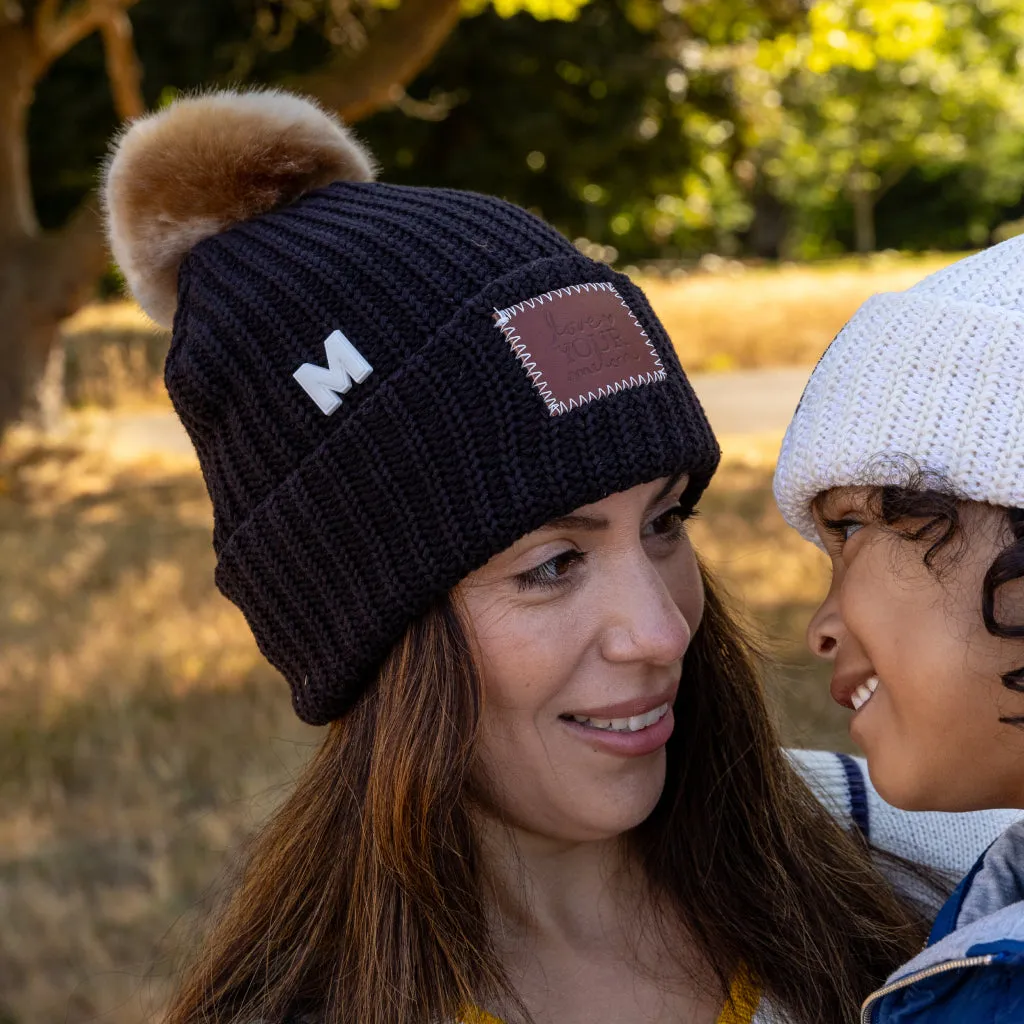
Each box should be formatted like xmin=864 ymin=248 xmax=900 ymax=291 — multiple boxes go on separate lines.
xmin=836 ymin=752 xmax=870 ymax=841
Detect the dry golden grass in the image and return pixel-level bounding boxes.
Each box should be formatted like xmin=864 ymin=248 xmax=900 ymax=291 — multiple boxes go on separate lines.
xmin=0 ymin=439 xmax=313 ymax=1023
xmin=641 ymin=252 xmax=958 ymax=373
xmin=59 ymin=252 xmax=960 ymax=408
xmin=0 ymin=429 xmax=842 ymax=1024
xmin=61 ymin=303 xmax=170 ymax=410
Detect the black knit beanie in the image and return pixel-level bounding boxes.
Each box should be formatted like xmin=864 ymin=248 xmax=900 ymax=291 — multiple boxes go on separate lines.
xmin=103 ymin=89 xmax=720 ymax=725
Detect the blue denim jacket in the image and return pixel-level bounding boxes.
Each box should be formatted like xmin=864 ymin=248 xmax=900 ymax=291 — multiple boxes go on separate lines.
xmin=862 ymin=820 xmax=1024 ymax=1023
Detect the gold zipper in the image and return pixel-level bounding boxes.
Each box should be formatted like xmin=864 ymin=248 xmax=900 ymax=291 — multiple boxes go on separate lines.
xmin=859 ymin=954 xmax=994 ymax=1024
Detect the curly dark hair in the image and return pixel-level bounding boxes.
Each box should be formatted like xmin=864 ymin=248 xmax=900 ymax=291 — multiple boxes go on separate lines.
xmin=813 ymin=459 xmax=1024 ymax=724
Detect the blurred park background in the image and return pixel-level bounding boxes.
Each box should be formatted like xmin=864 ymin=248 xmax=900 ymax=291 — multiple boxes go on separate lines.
xmin=4 ymin=0 xmax=1024 ymax=1020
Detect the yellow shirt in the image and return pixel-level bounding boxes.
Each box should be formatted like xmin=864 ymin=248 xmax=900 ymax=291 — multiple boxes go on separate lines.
xmin=717 ymin=969 xmax=761 ymax=1024
xmin=462 ymin=970 xmax=761 ymax=1024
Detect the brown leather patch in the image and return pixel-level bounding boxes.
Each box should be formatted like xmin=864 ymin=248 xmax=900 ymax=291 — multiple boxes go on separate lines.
xmin=493 ymin=282 xmax=665 ymax=416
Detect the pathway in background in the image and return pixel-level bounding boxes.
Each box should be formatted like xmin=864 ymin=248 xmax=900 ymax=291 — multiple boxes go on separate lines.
xmin=690 ymin=367 xmax=807 ymax=435
xmin=62 ymin=366 xmax=811 ymax=462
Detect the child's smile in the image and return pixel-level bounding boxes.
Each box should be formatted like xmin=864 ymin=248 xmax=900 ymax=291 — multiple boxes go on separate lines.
xmin=833 ymin=673 xmax=878 ymax=712
xmin=807 ymin=487 xmax=1024 ymax=812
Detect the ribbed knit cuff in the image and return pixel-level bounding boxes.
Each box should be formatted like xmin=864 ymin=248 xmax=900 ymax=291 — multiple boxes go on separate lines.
xmin=775 ymin=291 xmax=1024 ymax=545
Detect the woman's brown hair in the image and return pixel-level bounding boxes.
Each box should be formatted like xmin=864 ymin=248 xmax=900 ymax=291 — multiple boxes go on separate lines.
xmin=165 ymin=565 xmax=928 ymax=1024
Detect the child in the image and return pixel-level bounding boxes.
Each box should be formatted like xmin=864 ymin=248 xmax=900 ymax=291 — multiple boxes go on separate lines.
xmin=774 ymin=236 xmax=1024 ymax=1021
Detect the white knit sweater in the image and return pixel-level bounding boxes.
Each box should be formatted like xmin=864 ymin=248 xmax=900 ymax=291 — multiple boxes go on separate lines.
xmin=746 ymin=749 xmax=1024 ymax=1023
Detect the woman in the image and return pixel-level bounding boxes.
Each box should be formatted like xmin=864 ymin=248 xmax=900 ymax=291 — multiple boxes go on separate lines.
xmin=103 ymin=89 xmax=1013 ymax=1024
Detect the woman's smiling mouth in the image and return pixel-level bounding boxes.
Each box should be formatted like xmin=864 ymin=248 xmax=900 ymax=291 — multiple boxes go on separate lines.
xmin=567 ymin=703 xmax=671 ymax=733
xmin=558 ymin=688 xmax=677 ymax=755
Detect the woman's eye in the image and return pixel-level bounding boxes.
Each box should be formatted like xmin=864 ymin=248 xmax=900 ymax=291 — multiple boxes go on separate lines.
xmin=644 ymin=504 xmax=699 ymax=541
xmin=842 ymin=522 xmax=864 ymax=542
xmin=515 ymin=549 xmax=583 ymax=591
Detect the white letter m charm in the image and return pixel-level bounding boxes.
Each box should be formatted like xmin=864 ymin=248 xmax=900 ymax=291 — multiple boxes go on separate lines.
xmin=293 ymin=330 xmax=373 ymax=416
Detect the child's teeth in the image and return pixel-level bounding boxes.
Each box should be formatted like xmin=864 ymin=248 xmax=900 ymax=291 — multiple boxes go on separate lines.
xmin=851 ymin=679 xmax=879 ymax=711
xmin=569 ymin=703 xmax=670 ymax=732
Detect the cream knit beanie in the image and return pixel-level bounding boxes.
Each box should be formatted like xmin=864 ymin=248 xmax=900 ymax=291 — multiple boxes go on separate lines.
xmin=774 ymin=235 xmax=1024 ymax=544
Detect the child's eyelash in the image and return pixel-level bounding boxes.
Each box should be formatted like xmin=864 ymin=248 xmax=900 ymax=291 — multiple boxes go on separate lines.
xmin=822 ymin=516 xmax=864 ymax=542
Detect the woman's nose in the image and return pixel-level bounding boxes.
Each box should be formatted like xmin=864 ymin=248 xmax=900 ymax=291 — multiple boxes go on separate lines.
xmin=599 ymin=561 xmax=692 ymax=667
xmin=807 ymin=592 xmax=843 ymax=661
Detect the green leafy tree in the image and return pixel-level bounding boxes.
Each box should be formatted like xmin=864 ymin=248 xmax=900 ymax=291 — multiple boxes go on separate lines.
xmin=739 ymin=0 xmax=1024 ymax=252
xmin=356 ymin=0 xmax=806 ymax=262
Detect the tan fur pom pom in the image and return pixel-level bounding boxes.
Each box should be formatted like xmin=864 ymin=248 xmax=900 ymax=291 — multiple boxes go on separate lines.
xmin=103 ymin=89 xmax=377 ymax=327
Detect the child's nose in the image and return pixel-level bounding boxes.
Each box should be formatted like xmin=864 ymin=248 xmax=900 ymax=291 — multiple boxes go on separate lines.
xmin=807 ymin=595 xmax=843 ymax=661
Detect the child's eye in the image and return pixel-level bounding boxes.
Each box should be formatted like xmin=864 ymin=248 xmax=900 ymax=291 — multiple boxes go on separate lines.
xmin=823 ymin=517 xmax=865 ymax=545
xmin=643 ymin=504 xmax=700 ymax=542
xmin=515 ymin=549 xmax=584 ymax=591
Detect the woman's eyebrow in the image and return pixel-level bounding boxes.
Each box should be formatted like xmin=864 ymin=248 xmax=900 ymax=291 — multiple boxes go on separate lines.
xmin=536 ymin=514 xmax=608 ymax=533
xmin=651 ymin=472 xmax=685 ymax=508
xmin=537 ymin=478 xmax=687 ymax=534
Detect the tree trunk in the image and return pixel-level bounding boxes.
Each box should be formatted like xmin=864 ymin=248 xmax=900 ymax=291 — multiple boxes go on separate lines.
xmin=745 ymin=186 xmax=790 ymax=260
xmin=851 ymin=187 xmax=876 ymax=254
xmin=0 ymin=24 xmax=108 ymax=436
xmin=0 ymin=27 xmax=37 ymax=239
xmin=0 ymin=210 xmax=109 ymax=435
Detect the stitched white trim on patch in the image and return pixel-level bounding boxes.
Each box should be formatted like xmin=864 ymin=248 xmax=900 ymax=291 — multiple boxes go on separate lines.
xmin=493 ymin=282 xmax=665 ymax=416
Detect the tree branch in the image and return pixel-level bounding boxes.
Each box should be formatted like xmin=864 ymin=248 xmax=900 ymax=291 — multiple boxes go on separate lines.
xmin=99 ymin=5 xmax=143 ymax=119
xmin=392 ymin=85 xmax=466 ymax=122
xmin=288 ymin=0 xmax=463 ymax=123
xmin=34 ymin=0 xmax=61 ymax=39
xmin=33 ymin=0 xmax=140 ymax=74
xmin=0 ymin=23 xmax=40 ymax=238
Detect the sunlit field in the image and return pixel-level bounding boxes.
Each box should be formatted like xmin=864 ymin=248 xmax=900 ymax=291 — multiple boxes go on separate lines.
xmin=2 ymin=254 xmax=949 ymax=1022
xmin=641 ymin=251 xmax=957 ymax=373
